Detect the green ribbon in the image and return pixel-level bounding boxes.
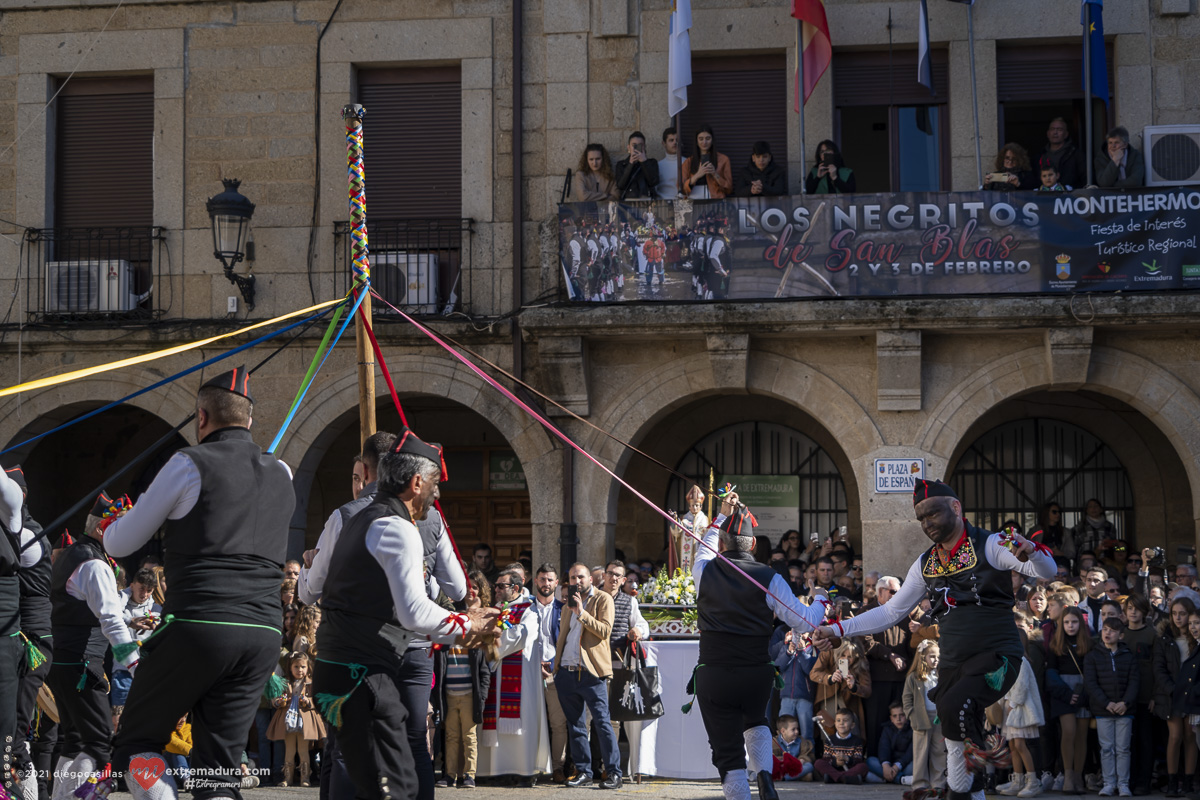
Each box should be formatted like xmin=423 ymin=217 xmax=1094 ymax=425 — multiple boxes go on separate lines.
xmin=680 ymin=662 xmax=704 ymax=714
xmin=263 ymin=672 xmax=287 ymax=701
xmin=147 ymin=614 xmax=282 ymax=641
xmin=54 ymin=660 xmax=91 ymax=691
xmin=19 ymin=632 xmax=47 ymax=670
xmin=313 ymin=658 xmax=368 ymax=728
xmin=112 ymin=640 xmax=140 ymax=662
xmin=984 ymin=655 xmax=1011 ymax=692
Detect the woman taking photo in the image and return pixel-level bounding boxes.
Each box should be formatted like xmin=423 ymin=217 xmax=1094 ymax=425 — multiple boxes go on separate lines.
xmin=805 ymin=140 xmax=856 ymax=195
xmin=983 ymin=143 xmax=1037 ymax=191
xmin=681 ymin=125 xmax=732 ymax=199
xmin=570 ymin=143 xmax=618 ymax=202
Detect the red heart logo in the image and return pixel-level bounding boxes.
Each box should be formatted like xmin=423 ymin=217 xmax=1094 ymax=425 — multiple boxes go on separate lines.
xmin=129 ymin=756 xmax=166 ymax=791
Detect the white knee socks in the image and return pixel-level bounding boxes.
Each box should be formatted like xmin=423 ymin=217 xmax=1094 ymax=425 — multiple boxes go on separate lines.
xmin=744 ymin=727 xmax=773 ymax=776
xmin=124 ymin=753 xmax=178 ymax=800
xmin=52 ymin=754 xmax=95 ymax=800
xmin=722 ymin=769 xmax=751 ymax=800
xmin=946 ymin=739 xmax=973 ymax=794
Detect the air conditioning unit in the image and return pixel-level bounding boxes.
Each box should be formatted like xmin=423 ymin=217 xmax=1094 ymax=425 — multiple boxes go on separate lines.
xmin=1144 ymin=125 xmax=1200 ymax=186
xmin=45 ymin=260 xmax=136 ymax=314
xmin=373 ymin=252 xmax=439 ymax=315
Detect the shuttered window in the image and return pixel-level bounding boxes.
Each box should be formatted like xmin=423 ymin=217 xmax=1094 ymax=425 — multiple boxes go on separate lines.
xmin=54 ymin=76 xmax=154 ymax=229
xmin=357 ymin=67 xmax=462 ymax=219
xmin=833 ymin=49 xmax=949 ymax=106
xmin=678 ymin=55 xmax=788 ymax=178
xmin=997 ymin=44 xmax=1114 ymax=103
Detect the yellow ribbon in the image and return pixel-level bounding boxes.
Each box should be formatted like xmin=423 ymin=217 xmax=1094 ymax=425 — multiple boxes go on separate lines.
xmin=0 ymin=297 xmax=344 ymax=399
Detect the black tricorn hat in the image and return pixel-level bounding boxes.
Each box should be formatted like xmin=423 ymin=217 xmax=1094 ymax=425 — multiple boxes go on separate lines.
xmin=202 ymin=365 xmax=254 ymax=403
xmin=913 ymin=478 xmax=958 ymax=507
xmin=392 ymin=427 xmax=448 ymax=481
xmin=718 ymin=506 xmax=758 ymax=538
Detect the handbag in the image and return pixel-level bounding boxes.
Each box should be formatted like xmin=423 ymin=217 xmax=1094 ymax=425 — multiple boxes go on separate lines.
xmin=609 ymin=642 xmax=665 ymax=722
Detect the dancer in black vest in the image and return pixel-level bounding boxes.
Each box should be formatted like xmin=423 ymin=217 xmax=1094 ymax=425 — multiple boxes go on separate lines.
xmin=300 ymin=430 xmax=468 ymax=800
xmin=813 ymin=479 xmax=1056 ymax=800
xmin=45 ymin=491 xmax=140 ymax=800
xmin=103 ymin=367 xmax=295 ymax=800
xmin=315 ymin=428 xmax=492 ymax=800
xmin=691 ymin=492 xmax=829 ymax=800
xmin=6 ymin=466 xmax=51 ymax=800
xmin=0 ymin=467 xmax=29 ymax=800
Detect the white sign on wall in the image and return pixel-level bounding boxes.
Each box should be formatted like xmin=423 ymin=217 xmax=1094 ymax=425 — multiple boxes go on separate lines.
xmin=874 ymin=458 xmax=925 ymax=493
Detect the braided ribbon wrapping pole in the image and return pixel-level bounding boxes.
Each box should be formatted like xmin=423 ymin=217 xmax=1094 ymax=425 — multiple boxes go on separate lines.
xmin=342 ymin=104 xmax=370 ymax=288
xmin=343 ymin=103 xmax=377 ymax=444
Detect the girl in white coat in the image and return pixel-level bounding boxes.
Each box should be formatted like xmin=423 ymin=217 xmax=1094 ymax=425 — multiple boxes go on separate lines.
xmin=997 ymin=649 xmax=1046 ymax=797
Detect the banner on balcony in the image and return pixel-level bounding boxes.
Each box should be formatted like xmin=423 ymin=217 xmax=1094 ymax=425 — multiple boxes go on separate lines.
xmin=557 ymin=188 xmax=1200 ymax=301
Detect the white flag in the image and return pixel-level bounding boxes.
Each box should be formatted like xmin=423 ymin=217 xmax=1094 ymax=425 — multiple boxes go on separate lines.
xmin=668 ymin=0 xmax=692 ymax=118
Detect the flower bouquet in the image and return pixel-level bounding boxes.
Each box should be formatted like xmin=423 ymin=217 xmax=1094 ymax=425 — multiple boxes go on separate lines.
xmin=639 ymin=567 xmax=699 ymax=638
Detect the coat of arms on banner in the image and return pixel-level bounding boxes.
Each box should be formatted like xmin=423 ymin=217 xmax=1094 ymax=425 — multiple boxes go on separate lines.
xmin=1055 ymin=254 xmax=1071 ymax=281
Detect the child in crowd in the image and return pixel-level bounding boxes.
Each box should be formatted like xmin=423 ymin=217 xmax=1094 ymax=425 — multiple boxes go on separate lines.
xmin=1154 ymin=597 xmax=1198 ymax=797
xmin=1043 ymin=592 xmax=1069 ymax=649
xmin=1047 ymin=607 xmax=1092 ymax=794
xmin=814 ymin=709 xmax=867 ymax=784
xmin=434 ymin=573 xmax=492 ymax=790
xmin=1122 ymin=593 xmax=1157 ymax=795
xmin=770 ymin=626 xmax=817 ymax=741
xmin=998 ymin=646 xmax=1045 ymax=797
xmin=1035 ymin=164 xmax=1070 ymax=192
xmin=867 ymin=702 xmax=913 ymax=785
xmin=162 ymin=715 xmax=191 ymax=788
xmin=268 ymin=651 xmax=326 ymax=787
xmin=1084 ymin=617 xmax=1139 ymax=796
xmin=903 ymin=640 xmax=946 ymax=800
xmin=291 ymin=604 xmax=321 ymax=655
xmin=771 ymin=714 xmax=814 ymax=782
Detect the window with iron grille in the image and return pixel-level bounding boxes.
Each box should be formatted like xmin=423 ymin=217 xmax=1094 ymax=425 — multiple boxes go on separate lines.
xmin=666 ymin=421 xmax=848 ymax=546
xmin=950 ymin=418 xmax=1133 ymax=539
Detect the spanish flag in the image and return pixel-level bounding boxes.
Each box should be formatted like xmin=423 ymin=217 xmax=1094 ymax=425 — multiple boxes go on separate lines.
xmin=792 ymin=0 xmax=831 ymax=110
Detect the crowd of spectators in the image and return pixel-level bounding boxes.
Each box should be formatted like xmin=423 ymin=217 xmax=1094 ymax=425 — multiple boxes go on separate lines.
xmin=567 ymin=116 xmax=1147 ymax=205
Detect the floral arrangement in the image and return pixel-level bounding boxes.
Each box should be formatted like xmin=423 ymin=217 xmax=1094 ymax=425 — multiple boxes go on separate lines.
xmin=640 ymin=567 xmax=696 ymax=606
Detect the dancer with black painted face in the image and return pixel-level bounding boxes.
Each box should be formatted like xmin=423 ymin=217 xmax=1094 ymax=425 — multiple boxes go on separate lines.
xmin=691 ymin=491 xmax=829 ymax=800
xmin=45 ymin=490 xmax=140 ymax=800
xmin=103 ymin=367 xmax=295 ymax=800
xmin=812 ymin=479 xmax=1056 ymax=800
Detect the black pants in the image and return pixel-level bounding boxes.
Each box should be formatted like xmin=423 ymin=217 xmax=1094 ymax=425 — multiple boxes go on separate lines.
xmin=319 ymin=725 xmax=355 ymax=800
xmin=313 ymin=661 xmax=416 ymax=800
xmin=112 ymin=621 xmax=280 ymax=800
xmin=1 ymin=632 xmax=23 ymax=795
xmin=397 ymin=648 xmax=434 ymax=800
xmin=1129 ymin=703 xmax=1155 ymax=790
xmin=45 ymin=659 xmax=110 ymax=765
xmin=14 ymin=637 xmax=52 ymax=771
xmin=931 ymin=650 xmax=1020 ymax=745
xmin=863 ymin=678 xmax=903 ymax=756
xmin=695 ymin=663 xmax=774 ymax=781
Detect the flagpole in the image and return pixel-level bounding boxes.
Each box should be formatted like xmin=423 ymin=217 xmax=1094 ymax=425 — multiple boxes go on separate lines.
xmin=797 ymin=19 xmax=807 ymax=194
xmin=674 ymin=113 xmax=682 ymax=197
xmin=967 ymin=2 xmax=982 ymax=188
xmin=1084 ymin=1 xmax=1095 ymax=187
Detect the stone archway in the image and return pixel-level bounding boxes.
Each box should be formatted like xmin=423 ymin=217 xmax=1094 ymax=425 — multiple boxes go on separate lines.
xmin=276 ymin=353 xmax=560 ymax=560
xmin=570 ymin=348 xmax=883 ymax=566
xmin=921 ymin=345 xmax=1200 ymax=543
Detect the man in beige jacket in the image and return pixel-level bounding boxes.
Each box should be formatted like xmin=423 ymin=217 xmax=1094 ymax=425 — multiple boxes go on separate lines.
xmin=553 ymin=562 xmax=620 ymax=789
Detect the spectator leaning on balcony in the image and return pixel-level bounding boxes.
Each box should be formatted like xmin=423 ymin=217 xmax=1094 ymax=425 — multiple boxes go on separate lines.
xmin=571 ymin=143 xmax=618 ymax=202
xmin=656 ymin=127 xmax=681 ymax=199
xmin=805 ymin=140 xmax=856 ymax=195
xmin=735 ymin=141 xmax=787 ymax=197
xmin=1039 ymin=117 xmax=1087 ymax=190
xmin=614 ymin=131 xmax=660 ymax=201
xmin=682 ymin=125 xmax=733 ymax=200
xmin=1094 ymin=127 xmax=1145 ymax=189
xmin=984 ymin=143 xmax=1037 ymax=191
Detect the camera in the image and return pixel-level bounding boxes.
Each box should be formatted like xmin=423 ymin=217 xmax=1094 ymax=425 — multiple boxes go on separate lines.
xmin=821 ymin=152 xmax=835 ymax=167
xmin=1148 ymin=547 xmax=1167 ymax=567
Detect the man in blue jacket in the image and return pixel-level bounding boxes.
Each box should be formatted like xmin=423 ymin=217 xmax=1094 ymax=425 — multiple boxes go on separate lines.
xmin=769 ymin=626 xmax=816 ymax=742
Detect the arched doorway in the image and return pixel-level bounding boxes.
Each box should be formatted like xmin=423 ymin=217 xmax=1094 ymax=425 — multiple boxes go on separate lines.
xmin=299 ymin=397 xmax=532 ymax=565
xmin=946 ymin=390 xmax=1193 ymax=558
xmin=5 ymin=402 xmax=188 ymax=567
xmin=612 ymin=394 xmax=858 ymax=564
xmin=666 ymin=421 xmax=849 ymax=542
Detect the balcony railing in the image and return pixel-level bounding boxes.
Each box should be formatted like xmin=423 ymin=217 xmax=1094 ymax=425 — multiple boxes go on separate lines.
xmin=334 ymin=218 xmax=473 ymax=316
xmin=24 ymin=226 xmax=166 ymax=323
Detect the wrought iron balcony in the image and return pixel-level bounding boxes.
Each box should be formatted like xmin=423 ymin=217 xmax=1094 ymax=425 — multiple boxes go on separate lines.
xmin=23 ymin=226 xmax=166 ymax=323
xmin=333 ymin=218 xmax=473 ymax=316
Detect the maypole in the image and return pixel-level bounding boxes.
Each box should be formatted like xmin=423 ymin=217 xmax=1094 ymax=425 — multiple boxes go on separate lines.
xmin=342 ymin=104 xmax=377 ymax=446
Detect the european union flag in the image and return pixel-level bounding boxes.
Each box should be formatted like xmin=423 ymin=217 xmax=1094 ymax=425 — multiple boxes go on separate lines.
xmin=1082 ymin=0 xmax=1109 ymax=102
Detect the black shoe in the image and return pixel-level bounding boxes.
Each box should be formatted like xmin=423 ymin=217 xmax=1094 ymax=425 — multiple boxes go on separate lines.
xmin=1168 ymin=775 xmax=1182 ymax=798
xmin=434 ymin=775 xmax=451 ymax=789
xmin=844 ymin=775 xmax=863 ymax=785
xmin=518 ymin=776 xmax=536 ymax=788
xmin=565 ymin=774 xmax=593 ymax=788
xmin=598 ymin=775 xmax=622 ymax=790
xmin=756 ymin=771 xmax=779 ymax=800
xmin=1133 ymin=787 xmax=1150 ymax=797
xmin=824 ymin=775 xmax=835 ymax=784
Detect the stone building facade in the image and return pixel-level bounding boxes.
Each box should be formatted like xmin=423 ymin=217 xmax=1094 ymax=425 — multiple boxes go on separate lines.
xmin=0 ymin=0 xmax=1196 ymax=572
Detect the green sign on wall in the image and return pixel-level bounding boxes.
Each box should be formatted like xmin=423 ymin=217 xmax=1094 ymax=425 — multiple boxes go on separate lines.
xmin=724 ymin=475 xmax=800 ymax=545
xmin=489 ymin=451 xmax=526 ymax=491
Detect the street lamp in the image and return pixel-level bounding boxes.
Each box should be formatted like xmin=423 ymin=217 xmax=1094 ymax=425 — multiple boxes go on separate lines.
xmin=206 ymin=178 xmax=256 ymax=310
